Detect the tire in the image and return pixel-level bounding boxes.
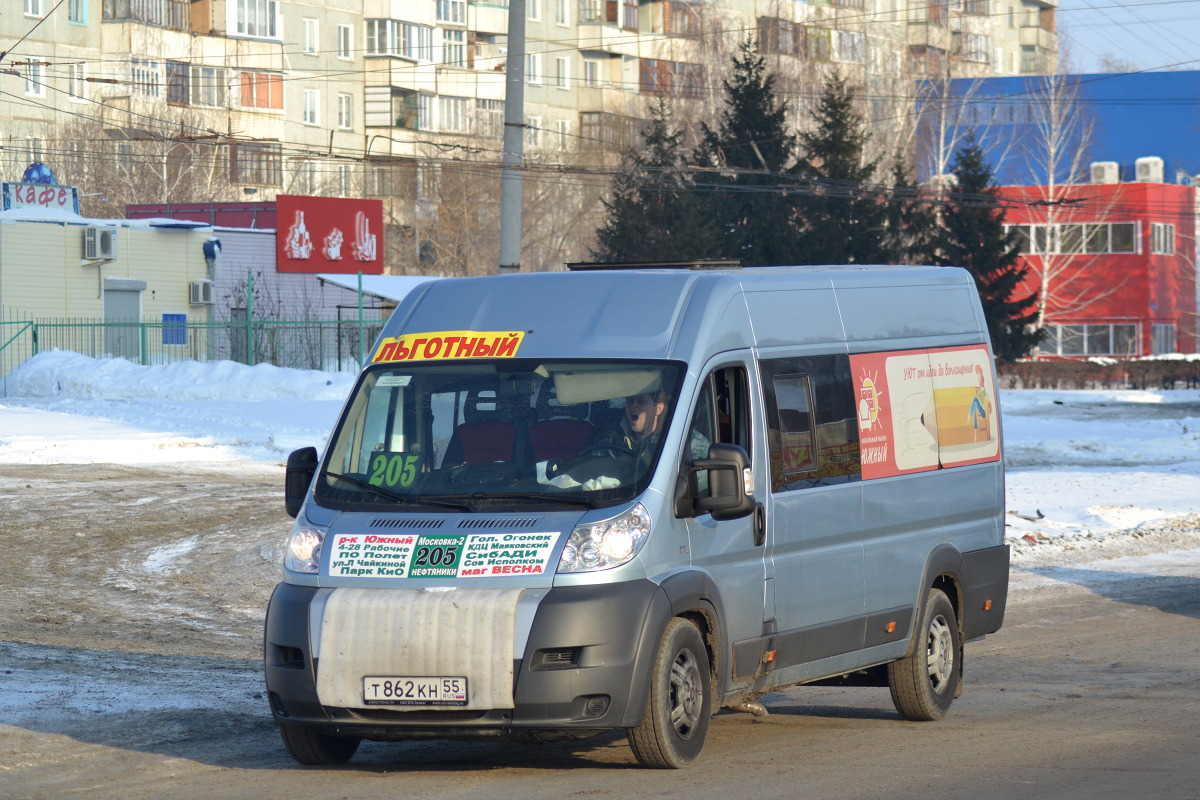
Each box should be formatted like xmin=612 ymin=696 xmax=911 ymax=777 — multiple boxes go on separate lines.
xmin=627 ymin=617 xmax=713 ymax=769
xmin=888 ymin=587 xmax=961 ymax=721
xmin=278 ymin=723 xmax=361 ymax=765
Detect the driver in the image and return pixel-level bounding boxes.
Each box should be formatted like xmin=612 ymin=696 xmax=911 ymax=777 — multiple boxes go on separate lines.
xmin=593 ymin=391 xmax=669 ymax=465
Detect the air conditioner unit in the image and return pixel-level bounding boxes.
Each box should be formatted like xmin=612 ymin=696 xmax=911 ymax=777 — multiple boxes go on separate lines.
xmin=189 ymin=279 xmax=214 ymax=306
xmin=1090 ymin=161 xmax=1119 ymax=185
xmin=83 ymin=226 xmax=116 ymax=260
xmin=1135 ymin=156 xmax=1164 ymax=183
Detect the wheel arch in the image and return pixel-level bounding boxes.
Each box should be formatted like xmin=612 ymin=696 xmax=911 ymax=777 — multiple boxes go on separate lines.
xmin=658 ymin=570 xmax=726 ymax=699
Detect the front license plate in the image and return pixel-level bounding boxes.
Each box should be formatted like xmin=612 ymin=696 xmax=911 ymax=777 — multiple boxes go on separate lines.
xmin=362 ymin=676 xmax=469 ymax=706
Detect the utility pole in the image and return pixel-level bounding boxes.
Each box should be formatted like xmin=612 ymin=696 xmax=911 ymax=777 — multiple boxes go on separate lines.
xmin=498 ymin=0 xmax=526 ymax=274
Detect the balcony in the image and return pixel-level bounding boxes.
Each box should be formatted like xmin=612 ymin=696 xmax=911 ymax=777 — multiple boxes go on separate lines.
xmin=103 ymin=0 xmax=189 ymax=31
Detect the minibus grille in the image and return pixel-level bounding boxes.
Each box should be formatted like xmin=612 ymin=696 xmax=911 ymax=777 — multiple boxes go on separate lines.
xmin=457 ymin=517 xmax=539 ymax=529
xmin=367 ymin=517 xmax=444 ymax=529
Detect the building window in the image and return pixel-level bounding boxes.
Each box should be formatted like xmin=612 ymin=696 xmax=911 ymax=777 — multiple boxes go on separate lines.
xmin=162 ymin=314 xmax=187 ymax=346
xmin=405 ymin=23 xmax=435 ymax=61
xmin=191 ymin=66 xmax=226 ymax=108
xmin=960 ymin=33 xmax=990 ymax=63
xmin=579 ymin=0 xmax=603 ymax=23
xmin=303 ymin=19 xmax=318 ymax=54
xmin=230 ymin=142 xmax=283 ymax=186
xmin=1044 ymin=324 xmax=1139 ymax=356
xmin=418 ymin=93 xmax=432 ymax=131
xmin=131 ymin=59 xmax=161 ymax=98
xmin=24 ymin=62 xmax=44 ymax=96
xmin=556 ymin=57 xmax=570 ymax=89
xmin=235 ymin=0 xmax=280 ymax=39
xmin=759 ymin=18 xmax=802 ymax=56
xmin=835 ymin=30 xmax=865 ymax=63
xmin=166 ymin=61 xmax=189 ymax=104
xmin=365 ymin=86 xmax=419 ymax=128
xmin=622 ymin=0 xmax=637 ymax=29
xmin=526 ymin=116 xmax=542 ymax=148
xmin=808 ymin=27 xmax=832 ymax=62
xmin=25 ymin=137 xmax=44 ymax=163
xmin=443 ymin=29 xmax=466 ymax=67
xmin=366 ymin=19 xmax=396 ymax=54
xmin=338 ymin=25 xmax=353 ymax=60
xmin=303 ymin=89 xmax=320 ymax=125
xmin=1151 ymin=223 xmax=1175 ymax=254
xmin=528 ymin=0 xmax=541 ymax=21
xmin=365 ymin=19 xmax=432 ymax=60
xmin=68 ymin=0 xmax=85 ymax=24
xmin=556 ymin=119 xmax=570 ymax=150
xmin=1152 ymin=323 xmax=1176 ymax=354
xmin=556 ymin=0 xmax=569 ymax=25
xmin=527 ymin=53 xmax=542 ymax=84
xmin=639 ymin=59 xmax=703 ymax=97
xmin=338 ymin=93 xmax=353 ymax=129
xmin=665 ymin=1 xmax=700 ymax=36
xmin=25 ymin=0 xmax=43 ymax=16
xmin=239 ymin=71 xmax=284 ymax=110
xmin=437 ymin=0 xmax=466 ymax=25
xmin=1009 ymin=222 xmax=1139 ymax=255
xmin=475 ymin=99 xmax=503 ymax=137
xmin=583 ymin=59 xmax=601 ymax=87
xmin=438 ymin=96 xmax=469 ymax=133
xmin=68 ymin=63 xmax=87 ymax=102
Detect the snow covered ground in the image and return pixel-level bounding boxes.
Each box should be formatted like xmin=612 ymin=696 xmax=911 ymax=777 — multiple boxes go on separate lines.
xmin=2 ymin=350 xmax=1199 ymax=564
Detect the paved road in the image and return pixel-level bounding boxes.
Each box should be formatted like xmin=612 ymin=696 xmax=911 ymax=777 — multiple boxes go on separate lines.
xmin=5 ymin=553 xmax=1199 ymax=800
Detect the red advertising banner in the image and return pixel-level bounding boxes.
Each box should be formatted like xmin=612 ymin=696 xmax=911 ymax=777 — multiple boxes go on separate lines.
xmin=850 ymin=345 xmax=1000 ymax=480
xmin=276 ymin=195 xmax=384 ymax=274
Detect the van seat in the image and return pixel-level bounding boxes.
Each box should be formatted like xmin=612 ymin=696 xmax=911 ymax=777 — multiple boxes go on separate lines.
xmin=529 ymin=418 xmax=594 ymax=462
xmin=443 ymin=421 xmax=518 ymax=466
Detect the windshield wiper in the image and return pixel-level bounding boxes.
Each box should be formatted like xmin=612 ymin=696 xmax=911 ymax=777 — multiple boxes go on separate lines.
xmin=478 ymin=492 xmax=598 ymax=509
xmin=323 ymin=472 xmax=472 ymax=511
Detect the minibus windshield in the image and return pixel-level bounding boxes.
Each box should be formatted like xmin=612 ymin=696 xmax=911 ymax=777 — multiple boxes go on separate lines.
xmin=314 ymin=359 xmax=685 ymax=512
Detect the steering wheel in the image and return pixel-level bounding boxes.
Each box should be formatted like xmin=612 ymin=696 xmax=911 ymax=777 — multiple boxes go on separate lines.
xmin=581 ymin=443 xmax=635 ymax=459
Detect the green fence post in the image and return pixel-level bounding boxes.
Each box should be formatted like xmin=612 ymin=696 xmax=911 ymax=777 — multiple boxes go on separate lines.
xmin=246 ymin=271 xmax=254 ymax=367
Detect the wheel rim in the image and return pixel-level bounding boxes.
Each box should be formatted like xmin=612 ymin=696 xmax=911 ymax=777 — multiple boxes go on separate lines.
xmin=925 ymin=614 xmax=954 ymax=693
xmin=668 ymin=646 xmax=702 ymax=739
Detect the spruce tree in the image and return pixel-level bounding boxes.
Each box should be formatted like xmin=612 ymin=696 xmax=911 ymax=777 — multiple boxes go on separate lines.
xmin=691 ymin=37 xmax=800 ymax=266
xmin=937 ymin=134 xmax=1044 ymax=362
xmin=792 ymin=75 xmax=889 ymax=265
xmin=882 ymin=158 xmax=939 ymax=265
xmin=592 ymin=97 xmax=713 ymax=262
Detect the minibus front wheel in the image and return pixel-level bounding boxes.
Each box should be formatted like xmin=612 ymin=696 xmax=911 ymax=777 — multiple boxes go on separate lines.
xmin=279 ymin=723 xmax=361 ymax=765
xmin=627 ymin=617 xmax=713 ymax=768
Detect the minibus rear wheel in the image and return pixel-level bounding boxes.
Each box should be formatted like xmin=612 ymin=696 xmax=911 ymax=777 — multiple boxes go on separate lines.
xmin=279 ymin=722 xmax=361 ymax=765
xmin=887 ymin=587 xmax=960 ymax=721
xmin=627 ymin=617 xmax=712 ymax=768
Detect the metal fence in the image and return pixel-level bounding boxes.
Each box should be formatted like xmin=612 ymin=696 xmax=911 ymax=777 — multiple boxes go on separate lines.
xmin=1 ymin=311 xmax=384 ymax=394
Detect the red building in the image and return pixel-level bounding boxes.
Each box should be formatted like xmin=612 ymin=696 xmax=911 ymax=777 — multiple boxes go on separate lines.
xmin=999 ymin=181 xmax=1197 ymax=358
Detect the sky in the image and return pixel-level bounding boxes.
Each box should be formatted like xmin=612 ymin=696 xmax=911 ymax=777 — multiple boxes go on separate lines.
xmin=2 ymin=349 xmax=1199 ymax=566
xmin=1059 ymin=0 xmax=1200 ymax=74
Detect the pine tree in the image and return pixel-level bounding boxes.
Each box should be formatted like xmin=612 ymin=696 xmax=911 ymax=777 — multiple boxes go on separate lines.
xmin=792 ymin=75 xmax=889 ymax=265
xmin=592 ymin=97 xmax=713 ymax=262
xmin=691 ymin=37 xmax=800 ymax=266
xmin=882 ymin=157 xmax=939 ymax=265
xmin=937 ymin=134 xmax=1044 ymax=362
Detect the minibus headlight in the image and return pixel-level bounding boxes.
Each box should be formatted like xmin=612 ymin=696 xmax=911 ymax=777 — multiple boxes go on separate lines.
xmin=558 ymin=503 xmax=650 ymax=573
xmin=285 ymin=526 xmax=325 ymax=574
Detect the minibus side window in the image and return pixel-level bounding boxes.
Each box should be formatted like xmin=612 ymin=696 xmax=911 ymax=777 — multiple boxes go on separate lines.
xmin=762 ymin=355 xmax=861 ymax=492
xmin=686 ymin=367 xmax=751 ymax=496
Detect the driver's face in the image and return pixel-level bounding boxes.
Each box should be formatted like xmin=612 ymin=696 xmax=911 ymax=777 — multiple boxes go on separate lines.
xmin=626 ymin=393 xmax=665 ymax=439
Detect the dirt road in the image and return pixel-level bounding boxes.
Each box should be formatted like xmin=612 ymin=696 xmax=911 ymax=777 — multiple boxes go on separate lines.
xmin=3 ymin=465 xmax=1199 ymax=800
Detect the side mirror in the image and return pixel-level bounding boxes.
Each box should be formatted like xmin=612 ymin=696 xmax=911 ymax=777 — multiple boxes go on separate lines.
xmin=689 ymin=443 xmax=755 ymax=521
xmin=284 ymin=446 xmax=319 ymax=519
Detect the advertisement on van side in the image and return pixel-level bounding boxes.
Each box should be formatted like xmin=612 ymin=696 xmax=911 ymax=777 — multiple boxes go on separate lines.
xmin=851 ymin=344 xmax=999 ymax=479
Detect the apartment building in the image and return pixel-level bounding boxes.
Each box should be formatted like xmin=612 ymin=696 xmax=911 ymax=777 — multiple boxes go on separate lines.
xmin=1 ymin=0 xmax=1056 ymax=272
